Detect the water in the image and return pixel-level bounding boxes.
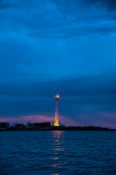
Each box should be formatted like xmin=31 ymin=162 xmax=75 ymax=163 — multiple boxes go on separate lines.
xmin=0 ymin=131 xmax=116 ymax=175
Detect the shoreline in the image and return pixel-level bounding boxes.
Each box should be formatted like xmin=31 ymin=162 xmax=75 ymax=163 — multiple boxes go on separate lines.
xmin=0 ymin=126 xmax=115 ymax=131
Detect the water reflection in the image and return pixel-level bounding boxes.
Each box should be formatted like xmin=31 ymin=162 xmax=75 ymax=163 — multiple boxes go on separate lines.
xmin=52 ymin=130 xmax=63 ymax=139
xmin=52 ymin=131 xmax=64 ymax=152
xmin=51 ymin=131 xmax=65 ymax=175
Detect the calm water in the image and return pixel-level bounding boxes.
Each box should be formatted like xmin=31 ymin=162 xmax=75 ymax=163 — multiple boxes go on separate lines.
xmin=0 ymin=131 xmax=116 ymax=175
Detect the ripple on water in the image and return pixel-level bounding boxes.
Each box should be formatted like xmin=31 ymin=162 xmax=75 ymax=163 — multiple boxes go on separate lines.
xmin=0 ymin=131 xmax=116 ymax=175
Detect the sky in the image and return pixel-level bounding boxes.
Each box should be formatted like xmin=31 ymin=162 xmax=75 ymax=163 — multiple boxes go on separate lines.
xmin=0 ymin=0 xmax=116 ymax=128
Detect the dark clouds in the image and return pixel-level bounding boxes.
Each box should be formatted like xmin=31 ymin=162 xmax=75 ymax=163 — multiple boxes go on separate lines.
xmin=53 ymin=0 xmax=116 ymax=12
xmin=0 ymin=0 xmax=11 ymax=9
xmin=0 ymin=76 xmax=116 ymax=117
xmin=0 ymin=0 xmax=116 ymax=38
xmin=86 ymin=0 xmax=116 ymax=10
xmin=1 ymin=75 xmax=116 ymax=98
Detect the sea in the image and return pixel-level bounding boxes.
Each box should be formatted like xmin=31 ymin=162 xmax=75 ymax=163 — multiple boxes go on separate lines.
xmin=0 ymin=131 xmax=116 ymax=175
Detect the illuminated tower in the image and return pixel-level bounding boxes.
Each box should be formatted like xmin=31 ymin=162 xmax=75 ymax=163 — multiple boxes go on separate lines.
xmin=53 ymin=94 xmax=60 ymax=127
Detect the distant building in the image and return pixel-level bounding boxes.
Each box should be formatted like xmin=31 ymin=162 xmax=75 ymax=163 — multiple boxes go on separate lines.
xmin=27 ymin=122 xmax=51 ymax=128
xmin=15 ymin=123 xmax=26 ymax=129
xmin=0 ymin=122 xmax=10 ymax=129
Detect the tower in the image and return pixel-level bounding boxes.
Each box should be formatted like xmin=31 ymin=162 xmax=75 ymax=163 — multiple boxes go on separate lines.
xmin=53 ymin=94 xmax=60 ymax=127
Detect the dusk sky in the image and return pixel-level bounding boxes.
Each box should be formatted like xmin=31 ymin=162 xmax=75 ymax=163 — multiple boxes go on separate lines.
xmin=0 ymin=0 xmax=116 ymax=128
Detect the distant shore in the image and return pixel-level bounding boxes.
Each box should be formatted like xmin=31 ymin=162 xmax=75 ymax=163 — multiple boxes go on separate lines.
xmin=0 ymin=126 xmax=115 ymax=131
xmin=0 ymin=122 xmax=115 ymax=131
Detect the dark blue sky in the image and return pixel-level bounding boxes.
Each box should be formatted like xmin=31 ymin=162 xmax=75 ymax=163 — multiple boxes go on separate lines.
xmin=0 ymin=0 xmax=116 ymax=128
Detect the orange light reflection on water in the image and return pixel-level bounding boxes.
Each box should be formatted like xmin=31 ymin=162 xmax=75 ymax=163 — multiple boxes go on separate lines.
xmin=51 ymin=131 xmax=66 ymax=175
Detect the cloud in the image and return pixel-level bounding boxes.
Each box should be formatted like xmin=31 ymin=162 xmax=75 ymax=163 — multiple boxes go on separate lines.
xmin=86 ymin=0 xmax=116 ymax=11
xmin=0 ymin=114 xmax=79 ymax=126
xmin=1 ymin=75 xmax=116 ymax=97
xmin=30 ymin=23 xmax=116 ymax=38
xmin=74 ymin=111 xmax=116 ymax=128
xmin=0 ymin=75 xmax=116 ymax=118
xmin=0 ymin=112 xmax=116 ymax=128
xmin=0 ymin=0 xmax=116 ymax=129
xmin=0 ymin=115 xmax=54 ymax=123
xmin=53 ymin=0 xmax=116 ymax=12
xmin=0 ymin=0 xmax=11 ymax=9
xmin=0 ymin=0 xmax=116 ymax=38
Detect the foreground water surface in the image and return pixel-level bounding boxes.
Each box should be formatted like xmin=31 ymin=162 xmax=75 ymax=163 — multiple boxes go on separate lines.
xmin=0 ymin=131 xmax=116 ymax=175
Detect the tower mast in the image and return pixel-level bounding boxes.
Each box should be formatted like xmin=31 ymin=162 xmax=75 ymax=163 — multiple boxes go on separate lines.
xmin=54 ymin=94 xmax=60 ymax=127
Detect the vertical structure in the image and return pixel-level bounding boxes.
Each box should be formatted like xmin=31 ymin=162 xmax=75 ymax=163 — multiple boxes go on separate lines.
xmin=53 ymin=94 xmax=60 ymax=127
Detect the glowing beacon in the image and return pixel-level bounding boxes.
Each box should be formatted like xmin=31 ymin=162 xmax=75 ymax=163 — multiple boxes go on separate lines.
xmin=53 ymin=94 xmax=60 ymax=127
